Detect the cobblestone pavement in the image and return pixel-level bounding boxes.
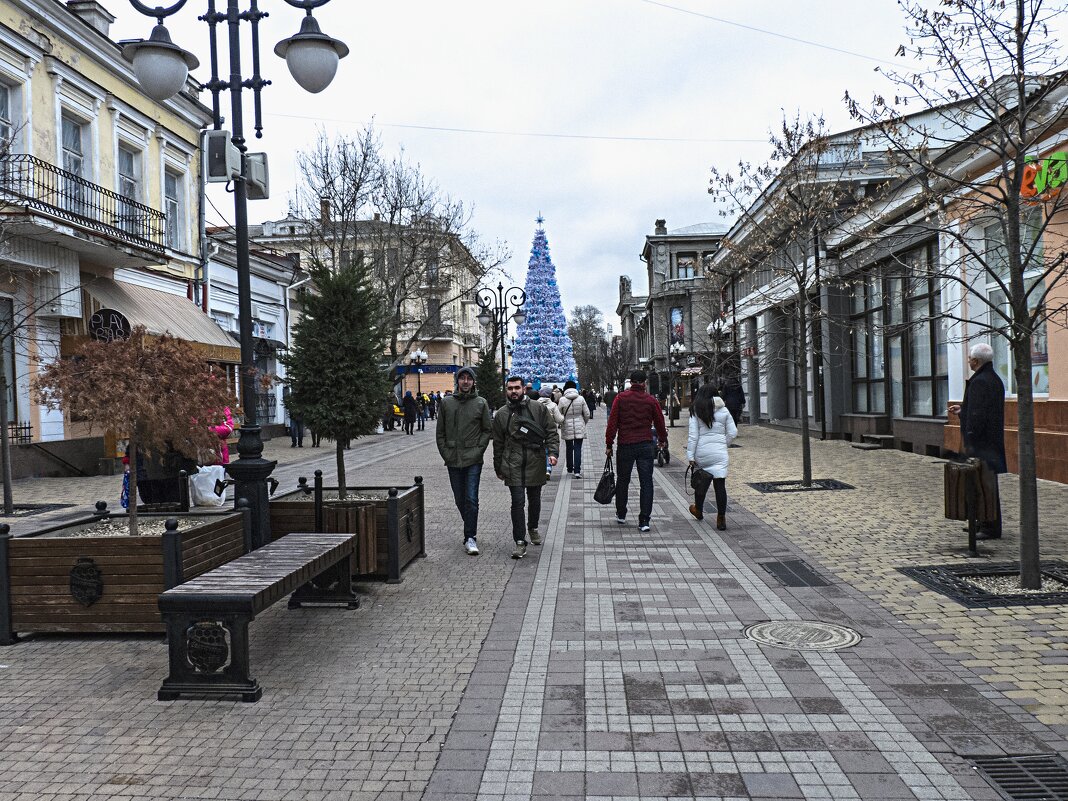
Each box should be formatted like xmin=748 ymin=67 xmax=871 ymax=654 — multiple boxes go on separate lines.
xmin=4 ymin=416 xmax=1068 ymax=800
xmin=0 ymin=426 xmax=545 ymax=801
xmin=423 ymin=415 xmax=1067 ymax=800
xmin=665 ymin=419 xmax=1068 ymax=727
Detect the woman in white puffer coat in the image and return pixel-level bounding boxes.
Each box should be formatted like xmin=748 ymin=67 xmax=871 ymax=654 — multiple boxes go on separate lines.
xmin=686 ymin=382 xmax=738 ymax=530
xmin=557 ymin=380 xmax=591 ymax=477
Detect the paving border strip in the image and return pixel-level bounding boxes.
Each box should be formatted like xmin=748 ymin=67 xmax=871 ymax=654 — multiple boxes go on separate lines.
xmin=422 ymin=477 xmax=570 ymax=801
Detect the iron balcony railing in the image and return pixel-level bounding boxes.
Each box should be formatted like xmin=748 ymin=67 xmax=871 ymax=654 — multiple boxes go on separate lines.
xmin=0 ymin=154 xmax=166 ymax=252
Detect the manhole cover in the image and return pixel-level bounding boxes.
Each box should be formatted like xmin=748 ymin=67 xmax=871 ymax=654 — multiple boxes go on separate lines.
xmin=744 ymin=620 xmax=861 ymax=651
xmin=971 ymin=753 xmax=1068 ymax=800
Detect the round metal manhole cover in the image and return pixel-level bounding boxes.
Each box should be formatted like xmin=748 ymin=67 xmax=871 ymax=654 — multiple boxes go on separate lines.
xmin=744 ymin=620 xmax=861 ymax=651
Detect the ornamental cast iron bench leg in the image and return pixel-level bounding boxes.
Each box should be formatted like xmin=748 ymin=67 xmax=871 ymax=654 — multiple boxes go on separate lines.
xmin=158 ymin=612 xmax=261 ymax=702
xmin=289 ymin=553 xmax=359 ymax=609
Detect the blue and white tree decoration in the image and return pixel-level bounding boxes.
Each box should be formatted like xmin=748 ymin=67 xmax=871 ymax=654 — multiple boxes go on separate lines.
xmin=510 ymin=217 xmax=577 ymax=388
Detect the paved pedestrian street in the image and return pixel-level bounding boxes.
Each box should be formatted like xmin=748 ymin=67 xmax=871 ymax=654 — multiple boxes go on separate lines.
xmin=3 ymin=418 xmax=1068 ymax=800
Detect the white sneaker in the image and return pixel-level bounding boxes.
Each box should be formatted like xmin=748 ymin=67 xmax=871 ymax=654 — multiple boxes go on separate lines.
xmin=573 ymin=472 xmax=582 ymax=479
xmin=638 ymin=524 xmax=651 ymax=532
xmin=464 ymin=538 xmax=479 ymax=556
xmin=529 ymin=529 xmax=541 ymax=545
xmin=616 ymin=517 xmax=627 ymax=525
xmin=511 ymin=541 xmax=527 ymax=559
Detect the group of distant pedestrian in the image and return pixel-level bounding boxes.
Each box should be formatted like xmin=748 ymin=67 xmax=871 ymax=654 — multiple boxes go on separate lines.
xmin=381 ymin=390 xmax=444 ymax=434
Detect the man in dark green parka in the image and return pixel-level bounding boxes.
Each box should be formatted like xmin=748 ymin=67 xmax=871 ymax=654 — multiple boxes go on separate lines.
xmin=437 ymin=366 xmax=493 ymax=555
xmin=492 ymin=375 xmax=559 ymax=559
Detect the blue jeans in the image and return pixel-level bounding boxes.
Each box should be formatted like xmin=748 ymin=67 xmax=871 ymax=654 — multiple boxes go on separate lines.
xmin=615 ymin=441 xmax=655 ymax=526
xmin=564 ymin=438 xmax=584 ymax=473
xmin=447 ymin=464 xmax=482 ymax=541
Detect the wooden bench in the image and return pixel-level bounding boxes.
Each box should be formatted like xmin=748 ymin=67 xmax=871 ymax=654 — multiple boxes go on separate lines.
xmin=157 ymin=532 xmax=359 ymax=702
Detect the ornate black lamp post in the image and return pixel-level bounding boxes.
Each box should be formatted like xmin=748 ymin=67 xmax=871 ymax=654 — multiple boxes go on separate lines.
xmin=475 ymin=282 xmax=526 ymax=392
xmin=122 ymin=0 xmax=347 ymax=548
xmin=409 ymin=349 xmax=428 ymax=395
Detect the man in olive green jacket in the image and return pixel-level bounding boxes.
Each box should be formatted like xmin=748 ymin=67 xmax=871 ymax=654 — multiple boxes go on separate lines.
xmin=437 ymin=366 xmax=493 ymax=555
xmin=493 ymin=375 xmax=559 ymax=559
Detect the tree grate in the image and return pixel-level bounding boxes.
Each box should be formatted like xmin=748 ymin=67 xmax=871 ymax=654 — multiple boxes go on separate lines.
xmin=971 ymin=753 xmax=1068 ymax=800
xmin=747 ymin=479 xmax=854 ymax=493
xmin=0 ymin=503 xmax=75 ymax=518
xmin=899 ymin=562 xmax=1068 ymax=608
xmin=760 ymin=559 xmax=830 ymax=587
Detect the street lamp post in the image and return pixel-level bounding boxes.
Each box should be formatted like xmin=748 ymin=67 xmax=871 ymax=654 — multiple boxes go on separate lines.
xmin=123 ymin=0 xmax=347 ymax=548
xmin=475 ymin=282 xmax=527 ymax=392
xmin=409 ymin=349 xmax=428 ymax=396
xmin=668 ymin=341 xmax=686 ymax=426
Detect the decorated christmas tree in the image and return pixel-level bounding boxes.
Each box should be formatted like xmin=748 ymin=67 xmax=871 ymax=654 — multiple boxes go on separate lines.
xmin=510 ymin=217 xmax=578 ymax=388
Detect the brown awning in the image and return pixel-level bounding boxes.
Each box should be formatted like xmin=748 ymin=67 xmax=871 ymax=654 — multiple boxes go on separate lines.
xmin=81 ymin=277 xmax=241 ymax=363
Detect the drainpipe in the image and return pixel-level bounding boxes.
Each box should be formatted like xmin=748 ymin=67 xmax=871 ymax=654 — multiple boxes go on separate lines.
xmin=198 ymin=128 xmax=210 ymax=312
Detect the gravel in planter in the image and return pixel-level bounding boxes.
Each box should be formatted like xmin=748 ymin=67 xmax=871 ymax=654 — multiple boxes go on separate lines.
xmin=290 ymin=491 xmax=389 ymax=503
xmin=962 ymin=574 xmax=1068 ymax=595
xmin=39 ymin=517 xmax=208 ymax=538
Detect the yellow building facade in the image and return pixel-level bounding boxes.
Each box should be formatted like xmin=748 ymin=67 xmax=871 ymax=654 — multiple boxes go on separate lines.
xmin=0 ymin=0 xmax=218 ymax=461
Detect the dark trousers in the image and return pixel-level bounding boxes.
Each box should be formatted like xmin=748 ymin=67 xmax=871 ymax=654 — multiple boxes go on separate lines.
xmin=403 ymin=418 xmax=415 ymax=435
xmin=417 ymin=415 xmax=425 ymax=431
xmin=695 ymin=477 xmax=728 ymax=517
xmin=509 ymin=485 xmax=542 ymax=542
xmin=447 ymin=464 xmax=482 ymax=541
xmin=615 ymin=441 xmax=654 ymax=526
xmin=290 ymin=419 xmax=303 ymax=446
xmin=564 ymin=438 xmax=584 ymax=473
xmin=980 ymin=469 xmax=1002 ymax=537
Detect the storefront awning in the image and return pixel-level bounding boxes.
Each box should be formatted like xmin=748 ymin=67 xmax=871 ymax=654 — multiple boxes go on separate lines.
xmin=83 ymin=278 xmax=242 ymax=363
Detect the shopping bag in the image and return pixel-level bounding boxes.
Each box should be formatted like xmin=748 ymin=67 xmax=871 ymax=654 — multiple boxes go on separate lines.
xmin=120 ymin=471 xmax=130 ymax=509
xmin=593 ymin=456 xmax=616 ymax=505
xmin=190 ymin=465 xmax=227 ymax=507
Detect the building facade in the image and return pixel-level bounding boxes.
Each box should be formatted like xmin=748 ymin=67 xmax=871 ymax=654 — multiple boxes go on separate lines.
xmin=230 ymin=211 xmax=486 ymax=398
xmin=0 ymin=0 xmax=218 ymax=476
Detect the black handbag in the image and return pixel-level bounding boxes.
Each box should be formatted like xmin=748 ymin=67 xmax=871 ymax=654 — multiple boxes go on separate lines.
xmin=593 ymin=456 xmax=616 ymax=505
xmin=685 ymin=464 xmax=713 ymax=496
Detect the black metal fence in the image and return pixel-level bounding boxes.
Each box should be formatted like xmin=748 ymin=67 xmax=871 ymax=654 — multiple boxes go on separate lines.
xmin=0 ymin=154 xmax=165 ymax=252
xmin=7 ymin=422 xmax=31 ymax=444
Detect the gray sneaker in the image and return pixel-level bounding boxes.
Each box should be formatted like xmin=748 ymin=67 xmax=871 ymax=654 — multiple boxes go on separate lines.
xmin=529 ymin=529 xmax=541 ymax=545
xmin=511 ymin=541 xmax=527 ymax=559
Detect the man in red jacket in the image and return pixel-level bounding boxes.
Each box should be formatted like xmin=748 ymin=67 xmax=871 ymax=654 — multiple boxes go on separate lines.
xmin=606 ymin=370 xmax=668 ymax=532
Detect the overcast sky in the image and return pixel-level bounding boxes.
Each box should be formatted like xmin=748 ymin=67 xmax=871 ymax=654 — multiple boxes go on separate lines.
xmin=109 ymin=0 xmax=913 ymax=331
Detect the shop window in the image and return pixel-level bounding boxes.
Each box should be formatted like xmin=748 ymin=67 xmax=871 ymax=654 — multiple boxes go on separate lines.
xmin=984 ymin=217 xmax=1047 ymax=395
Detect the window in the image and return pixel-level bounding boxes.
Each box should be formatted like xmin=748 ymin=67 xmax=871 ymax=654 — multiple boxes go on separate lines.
xmin=673 ymin=253 xmax=696 ymax=280
xmin=984 ymin=216 xmax=1047 ymax=394
xmin=117 ymin=145 xmax=141 ymax=234
xmin=426 ymin=251 xmax=439 ymax=285
xmin=849 ymin=241 xmax=947 ymax=418
xmin=427 ymin=297 xmax=442 ymax=331
xmin=164 ymin=169 xmax=183 ymax=250
xmin=0 ymin=85 xmax=12 ymax=146
xmin=850 ymin=272 xmax=885 ymax=414
xmin=903 ymin=244 xmax=948 ymax=416
xmin=61 ymin=115 xmax=86 ymax=214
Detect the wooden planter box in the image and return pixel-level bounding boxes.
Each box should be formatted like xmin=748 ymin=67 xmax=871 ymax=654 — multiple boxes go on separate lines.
xmin=0 ymin=509 xmax=248 ymax=641
xmin=270 ymin=476 xmax=425 ymax=583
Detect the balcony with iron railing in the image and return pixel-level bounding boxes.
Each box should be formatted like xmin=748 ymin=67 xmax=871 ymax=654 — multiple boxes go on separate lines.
xmin=0 ymin=154 xmax=166 ymax=255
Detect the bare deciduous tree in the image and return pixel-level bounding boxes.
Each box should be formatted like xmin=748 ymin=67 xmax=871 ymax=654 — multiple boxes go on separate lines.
xmin=844 ymin=0 xmax=1068 ymax=588
xmin=567 ymin=305 xmax=607 ymax=391
xmin=294 ymin=127 xmax=508 ymax=376
xmin=709 ymin=113 xmax=876 ymax=486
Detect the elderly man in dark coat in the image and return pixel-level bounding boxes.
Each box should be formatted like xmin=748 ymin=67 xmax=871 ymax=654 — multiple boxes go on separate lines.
xmin=949 ymin=342 xmax=1006 ymax=539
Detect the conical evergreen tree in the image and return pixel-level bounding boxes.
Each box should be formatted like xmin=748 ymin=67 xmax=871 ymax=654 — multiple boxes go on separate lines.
xmin=281 ymin=260 xmax=389 ymax=498
xmin=510 ymin=217 xmax=577 ymax=388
